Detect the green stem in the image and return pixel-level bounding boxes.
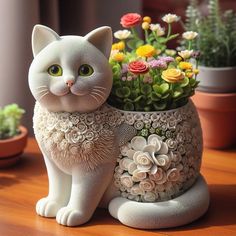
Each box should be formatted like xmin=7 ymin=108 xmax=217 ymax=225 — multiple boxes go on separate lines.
xmin=188 ymin=40 xmax=192 ymax=50
xmin=144 ymin=29 xmax=150 ymax=44
xmin=167 ymin=23 xmax=172 ymax=38
xmin=131 ymin=27 xmax=139 ymax=40
xmin=152 ymin=31 xmax=159 ymax=42
xmin=122 ymin=40 xmax=126 ymax=54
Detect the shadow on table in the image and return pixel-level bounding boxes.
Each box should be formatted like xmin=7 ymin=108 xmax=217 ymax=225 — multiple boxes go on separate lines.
xmin=86 ymin=184 xmax=236 ymax=232
xmin=0 ymin=152 xmax=45 ymax=189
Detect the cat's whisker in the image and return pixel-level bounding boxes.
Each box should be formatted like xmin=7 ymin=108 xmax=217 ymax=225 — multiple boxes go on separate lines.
xmin=94 ymin=86 xmax=106 ymax=90
xmin=38 ymin=92 xmax=49 ymax=102
xmin=91 ymin=92 xmax=105 ymax=101
xmin=92 ymin=88 xmax=106 ymax=96
xmin=90 ymin=94 xmax=100 ymax=104
xmin=36 ymin=86 xmax=48 ymax=90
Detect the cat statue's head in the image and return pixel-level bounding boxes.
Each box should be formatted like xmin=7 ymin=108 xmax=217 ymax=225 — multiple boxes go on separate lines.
xmin=28 ymin=25 xmax=113 ymax=113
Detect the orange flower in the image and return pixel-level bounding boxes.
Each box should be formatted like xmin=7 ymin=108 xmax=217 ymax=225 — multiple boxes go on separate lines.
xmin=136 ymin=44 xmax=156 ymax=58
xmin=179 ymin=62 xmax=193 ymax=70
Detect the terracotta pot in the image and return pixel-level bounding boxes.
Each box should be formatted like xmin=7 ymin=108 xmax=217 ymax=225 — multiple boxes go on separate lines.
xmin=0 ymin=126 xmax=28 ymax=168
xmin=197 ymin=66 xmax=236 ymax=93
xmin=192 ymin=91 xmax=236 ymax=149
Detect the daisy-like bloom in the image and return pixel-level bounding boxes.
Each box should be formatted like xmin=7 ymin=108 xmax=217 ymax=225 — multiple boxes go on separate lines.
xmin=162 ymin=14 xmax=180 ymax=24
xmin=114 ymin=30 xmax=131 ymax=40
xmin=178 ymin=50 xmax=193 ymax=60
xmin=112 ymin=52 xmax=125 ymax=62
xmin=179 ymin=61 xmax=193 ymax=70
xmin=182 ymin=31 xmax=198 ymax=40
xmin=112 ymin=41 xmax=125 ymax=51
xmin=136 ymin=44 xmax=156 ymax=58
xmin=150 ymin=24 xmax=165 ymax=36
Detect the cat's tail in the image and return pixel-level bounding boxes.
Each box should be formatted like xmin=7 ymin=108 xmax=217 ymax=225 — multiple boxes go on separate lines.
xmin=108 ymin=175 xmax=209 ymax=229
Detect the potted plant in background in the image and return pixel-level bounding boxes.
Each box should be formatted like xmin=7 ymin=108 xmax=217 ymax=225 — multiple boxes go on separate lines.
xmin=0 ymin=103 xmax=28 ymax=168
xmin=184 ymin=0 xmax=236 ymax=148
xmin=107 ymin=13 xmax=209 ymax=228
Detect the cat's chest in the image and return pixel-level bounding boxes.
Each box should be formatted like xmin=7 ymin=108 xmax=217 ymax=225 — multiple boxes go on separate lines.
xmin=33 ymin=102 xmax=122 ymax=171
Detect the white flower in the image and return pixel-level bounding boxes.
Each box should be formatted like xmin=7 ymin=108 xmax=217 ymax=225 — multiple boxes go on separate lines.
xmin=150 ymin=168 xmax=167 ymax=184
xmin=69 ymin=144 xmax=79 ymax=155
xmin=139 ymin=179 xmax=155 ymax=191
xmin=119 ymin=157 xmax=134 ymax=171
xmin=77 ymin=122 xmax=87 ymax=134
xmin=133 ymin=151 xmax=153 ymax=171
xmin=120 ymin=172 xmax=134 ymax=188
xmin=141 ymin=191 xmax=157 ymax=202
xmin=132 ymin=169 xmax=147 ymax=182
xmin=130 ymin=184 xmax=145 ymax=196
xmin=178 ymin=50 xmax=193 ymax=59
xmin=134 ymin=121 xmax=144 ymax=130
xmin=114 ymin=30 xmax=131 ymax=40
xmin=182 ymin=31 xmax=198 ymax=40
xmin=65 ymin=127 xmax=85 ymax=143
xmin=150 ymin=23 xmax=165 ymax=36
xmin=153 ymin=154 xmax=171 ymax=168
xmin=128 ymin=162 xmax=137 ymax=175
xmin=162 ymin=14 xmax=180 ymax=24
xmin=167 ymin=168 xmax=180 ymax=181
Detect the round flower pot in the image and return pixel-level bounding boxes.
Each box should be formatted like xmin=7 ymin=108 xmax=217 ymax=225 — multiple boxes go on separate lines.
xmin=0 ymin=126 xmax=28 ymax=168
xmin=109 ymin=100 xmax=210 ymax=228
xmin=197 ymin=66 xmax=236 ymax=93
xmin=192 ymin=91 xmax=236 ymax=149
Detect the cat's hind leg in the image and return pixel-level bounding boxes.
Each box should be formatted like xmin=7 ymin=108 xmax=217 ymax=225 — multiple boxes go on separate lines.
xmin=108 ymin=175 xmax=209 ymax=229
xmin=56 ymin=161 xmax=115 ymax=226
xmin=36 ymin=152 xmax=71 ymax=218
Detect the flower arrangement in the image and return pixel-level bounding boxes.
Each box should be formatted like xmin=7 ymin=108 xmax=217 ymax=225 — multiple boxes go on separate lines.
xmin=184 ymin=0 xmax=236 ymax=67
xmin=0 ymin=104 xmax=25 ymax=139
xmin=108 ymin=13 xmax=200 ymax=111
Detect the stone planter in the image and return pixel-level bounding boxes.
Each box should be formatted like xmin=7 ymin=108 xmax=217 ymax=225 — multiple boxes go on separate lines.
xmin=108 ymin=100 xmax=210 ymax=228
xmin=0 ymin=126 xmax=28 ymax=168
xmin=197 ymin=66 xmax=236 ymax=93
xmin=192 ymin=91 xmax=236 ymax=149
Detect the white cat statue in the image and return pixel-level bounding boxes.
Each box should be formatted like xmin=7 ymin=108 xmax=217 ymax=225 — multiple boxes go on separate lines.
xmin=29 ymin=25 xmax=209 ymax=229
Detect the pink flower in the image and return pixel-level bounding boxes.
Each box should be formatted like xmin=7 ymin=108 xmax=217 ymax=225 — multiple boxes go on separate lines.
xmin=128 ymin=61 xmax=149 ymax=74
xmin=158 ymin=56 xmax=175 ymax=64
xmin=148 ymin=59 xmax=167 ymax=69
xmin=120 ymin=13 xmax=142 ymax=28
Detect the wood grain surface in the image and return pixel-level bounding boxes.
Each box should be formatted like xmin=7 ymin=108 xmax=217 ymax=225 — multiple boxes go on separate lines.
xmin=0 ymin=138 xmax=236 ymax=236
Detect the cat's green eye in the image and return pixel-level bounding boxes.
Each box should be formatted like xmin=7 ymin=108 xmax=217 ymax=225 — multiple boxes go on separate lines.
xmin=48 ymin=64 xmax=63 ymax=76
xmin=78 ymin=64 xmax=94 ymax=77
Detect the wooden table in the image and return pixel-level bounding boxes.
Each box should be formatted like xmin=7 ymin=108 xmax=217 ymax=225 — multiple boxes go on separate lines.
xmin=0 ymin=138 xmax=236 ymax=236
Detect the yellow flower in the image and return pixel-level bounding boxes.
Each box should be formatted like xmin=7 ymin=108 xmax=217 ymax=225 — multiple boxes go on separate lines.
xmin=112 ymin=41 xmax=125 ymax=51
xmin=179 ymin=62 xmax=193 ymax=70
xmin=175 ymin=56 xmax=182 ymax=62
xmin=186 ymin=72 xmax=194 ymax=78
xmin=143 ymin=16 xmax=151 ymax=23
xmin=162 ymin=68 xmax=184 ymax=83
xmin=136 ymin=44 xmax=156 ymax=58
xmin=112 ymin=52 xmax=125 ymax=62
xmin=142 ymin=22 xmax=150 ymax=30
xmin=193 ymin=69 xmax=199 ymax=75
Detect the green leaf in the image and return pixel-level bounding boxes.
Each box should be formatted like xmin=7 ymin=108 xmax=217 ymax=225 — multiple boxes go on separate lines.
xmin=123 ymin=102 xmax=134 ymax=111
xmin=173 ymin=87 xmax=184 ymax=98
xmin=134 ymin=95 xmax=144 ymax=102
xmin=150 ymin=92 xmax=161 ymax=101
xmin=115 ymin=87 xmax=131 ymax=98
xmin=146 ymin=98 xmax=153 ymax=105
xmin=144 ymin=106 xmax=151 ymax=112
xmin=161 ymin=93 xmax=170 ymax=99
xmin=154 ymin=102 xmax=167 ymax=110
xmin=136 ymin=40 xmax=144 ymax=48
xmin=189 ymin=78 xmax=197 ymax=86
xmin=160 ymin=83 xmax=169 ymax=93
xmin=153 ymin=84 xmax=162 ymax=95
xmin=141 ymin=84 xmax=152 ymax=95
xmin=127 ymin=39 xmax=140 ymax=50
xmin=180 ymin=77 xmax=189 ymax=88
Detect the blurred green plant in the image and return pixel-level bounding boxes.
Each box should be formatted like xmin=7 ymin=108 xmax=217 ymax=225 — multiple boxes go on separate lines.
xmin=184 ymin=0 xmax=236 ymax=67
xmin=0 ymin=104 xmax=25 ymax=140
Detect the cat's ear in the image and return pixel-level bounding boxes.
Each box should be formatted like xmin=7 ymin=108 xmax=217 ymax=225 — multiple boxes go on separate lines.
xmin=85 ymin=26 xmax=112 ymax=59
xmin=32 ymin=24 xmax=60 ymax=57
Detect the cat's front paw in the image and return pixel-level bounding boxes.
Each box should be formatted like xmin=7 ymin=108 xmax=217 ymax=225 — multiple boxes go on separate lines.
xmin=56 ymin=206 xmax=90 ymax=226
xmin=36 ymin=197 xmax=63 ymax=217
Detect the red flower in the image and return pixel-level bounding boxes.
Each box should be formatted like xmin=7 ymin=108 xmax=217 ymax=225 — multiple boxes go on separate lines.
xmin=128 ymin=61 xmax=149 ymax=74
xmin=120 ymin=13 xmax=142 ymax=28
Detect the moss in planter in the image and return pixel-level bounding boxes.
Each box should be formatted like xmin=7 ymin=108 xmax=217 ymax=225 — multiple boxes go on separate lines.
xmin=0 ymin=104 xmax=25 ymax=140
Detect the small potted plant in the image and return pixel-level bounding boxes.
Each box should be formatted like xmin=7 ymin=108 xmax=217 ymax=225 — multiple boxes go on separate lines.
xmin=184 ymin=0 xmax=236 ymax=148
xmin=107 ymin=13 xmax=209 ymax=228
xmin=0 ymin=103 xmax=28 ymax=167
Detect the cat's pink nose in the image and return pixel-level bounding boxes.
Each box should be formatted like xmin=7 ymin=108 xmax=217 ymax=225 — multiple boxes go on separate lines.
xmin=66 ymin=80 xmax=74 ymax=88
